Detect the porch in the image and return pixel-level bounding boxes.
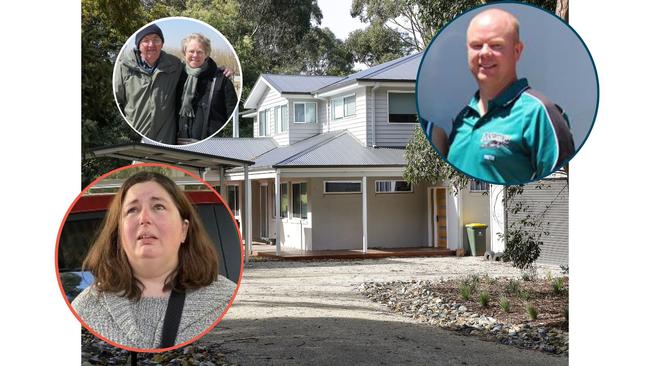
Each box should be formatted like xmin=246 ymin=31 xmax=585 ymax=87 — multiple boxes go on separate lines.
xmin=251 ymin=242 xmax=455 ymax=260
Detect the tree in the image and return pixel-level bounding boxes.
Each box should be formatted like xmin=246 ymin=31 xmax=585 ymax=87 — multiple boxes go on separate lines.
xmin=350 ymin=0 xmax=444 ymax=51
xmin=295 ymin=27 xmax=354 ymax=76
xmin=351 ymin=0 xmax=561 ymax=56
xmin=81 ymin=0 xmax=355 ymax=184
xmin=345 ymin=23 xmax=413 ymax=67
xmin=237 ymin=0 xmax=322 ymax=73
xmin=82 ymin=0 xmax=144 ymax=187
xmin=403 ymin=127 xmax=469 ymax=194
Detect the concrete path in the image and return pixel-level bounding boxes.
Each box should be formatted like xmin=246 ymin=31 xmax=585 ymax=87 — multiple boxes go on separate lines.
xmin=202 ymin=257 xmax=567 ymax=365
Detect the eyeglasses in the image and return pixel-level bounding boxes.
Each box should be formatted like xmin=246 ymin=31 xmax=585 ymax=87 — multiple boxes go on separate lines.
xmin=140 ymin=37 xmax=162 ymax=46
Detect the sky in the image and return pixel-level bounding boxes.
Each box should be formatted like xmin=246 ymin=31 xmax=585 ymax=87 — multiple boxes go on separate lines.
xmin=319 ymin=0 xmax=366 ymax=41
xmin=319 ymin=0 xmax=368 ymax=70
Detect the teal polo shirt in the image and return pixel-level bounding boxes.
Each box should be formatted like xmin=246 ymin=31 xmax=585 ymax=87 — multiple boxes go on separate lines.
xmin=447 ymin=78 xmax=575 ymax=184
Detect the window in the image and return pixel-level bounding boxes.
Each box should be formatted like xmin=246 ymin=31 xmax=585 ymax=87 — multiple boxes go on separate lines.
xmin=280 ymin=183 xmax=288 ymax=218
xmin=332 ymin=94 xmax=355 ymax=120
xmin=388 ymin=92 xmax=417 ymax=123
xmin=227 ymin=185 xmax=239 ymax=216
xmin=324 ymin=181 xmax=361 ymax=194
xmin=275 ymin=105 xmax=288 ymax=133
xmin=470 ymin=179 xmax=489 ymax=192
xmin=291 ymin=182 xmax=308 ymax=220
xmin=375 ymin=180 xmax=412 ymax=193
xmin=258 ymin=109 xmax=271 ymax=136
xmin=294 ymin=102 xmax=316 ymax=123
xmin=344 ymin=95 xmax=356 ymax=116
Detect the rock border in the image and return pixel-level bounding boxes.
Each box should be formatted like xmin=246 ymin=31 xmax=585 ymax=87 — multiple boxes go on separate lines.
xmin=358 ymin=280 xmax=569 ymax=355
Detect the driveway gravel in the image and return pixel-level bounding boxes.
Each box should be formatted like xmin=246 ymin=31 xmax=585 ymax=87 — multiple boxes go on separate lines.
xmin=203 ymin=257 xmax=567 ymax=365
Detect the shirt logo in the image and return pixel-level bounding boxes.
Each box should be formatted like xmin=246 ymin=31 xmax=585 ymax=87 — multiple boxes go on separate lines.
xmin=481 ymin=132 xmax=511 ymax=149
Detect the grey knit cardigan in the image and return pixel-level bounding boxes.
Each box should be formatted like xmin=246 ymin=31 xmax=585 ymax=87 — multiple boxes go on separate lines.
xmin=72 ymin=275 xmax=236 ymax=349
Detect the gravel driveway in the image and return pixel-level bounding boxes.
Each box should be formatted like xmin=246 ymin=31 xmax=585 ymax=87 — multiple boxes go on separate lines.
xmin=202 ymin=257 xmax=567 ymax=365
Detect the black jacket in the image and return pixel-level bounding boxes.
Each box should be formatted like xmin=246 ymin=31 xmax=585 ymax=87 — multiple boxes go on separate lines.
xmin=177 ymin=58 xmax=238 ymax=140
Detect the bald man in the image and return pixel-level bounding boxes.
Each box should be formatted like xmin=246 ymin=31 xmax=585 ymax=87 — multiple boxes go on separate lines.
xmin=447 ymin=8 xmax=574 ymax=184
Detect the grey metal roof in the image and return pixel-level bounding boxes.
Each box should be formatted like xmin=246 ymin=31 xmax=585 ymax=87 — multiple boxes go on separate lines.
xmin=262 ymin=74 xmax=344 ymax=94
xmin=224 ymin=131 xmax=405 ymax=172
xmin=251 ymin=132 xmax=341 ymax=169
xmin=141 ymin=131 xmax=405 ymax=172
xmin=144 ymin=137 xmax=277 ymax=162
xmin=317 ymin=52 xmax=422 ymax=93
xmin=276 ymin=132 xmax=405 ymax=167
xmin=89 ymin=142 xmax=254 ymax=170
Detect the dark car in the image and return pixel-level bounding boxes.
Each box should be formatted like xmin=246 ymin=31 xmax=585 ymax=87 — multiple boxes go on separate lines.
xmin=57 ymin=191 xmax=242 ymax=301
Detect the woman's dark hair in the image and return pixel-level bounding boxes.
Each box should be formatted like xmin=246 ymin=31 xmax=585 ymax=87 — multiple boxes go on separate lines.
xmin=82 ymin=171 xmax=219 ymax=300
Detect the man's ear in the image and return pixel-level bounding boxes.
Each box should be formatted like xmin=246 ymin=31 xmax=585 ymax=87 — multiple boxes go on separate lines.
xmin=515 ymin=41 xmax=524 ymax=61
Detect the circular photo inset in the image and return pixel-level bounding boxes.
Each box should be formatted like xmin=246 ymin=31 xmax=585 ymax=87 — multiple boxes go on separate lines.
xmin=56 ymin=163 xmax=243 ymax=352
xmin=113 ymin=17 xmax=242 ymax=146
xmin=416 ymin=2 xmax=598 ymax=185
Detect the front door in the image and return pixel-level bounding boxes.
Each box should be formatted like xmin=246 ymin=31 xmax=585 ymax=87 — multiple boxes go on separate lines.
xmin=433 ymin=187 xmax=447 ymax=249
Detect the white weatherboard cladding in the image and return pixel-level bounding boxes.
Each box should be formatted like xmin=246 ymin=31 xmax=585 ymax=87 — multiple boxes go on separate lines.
xmin=318 ymin=100 xmax=328 ymax=131
xmin=273 ymin=110 xmax=290 ymax=146
xmin=255 ymin=87 xmax=290 ymax=145
xmin=289 ymin=99 xmax=322 ymax=145
xmin=461 ymin=188 xmax=491 ymax=251
xmin=327 ymin=87 xmax=367 ymax=146
xmin=372 ymin=87 xmax=419 ymax=147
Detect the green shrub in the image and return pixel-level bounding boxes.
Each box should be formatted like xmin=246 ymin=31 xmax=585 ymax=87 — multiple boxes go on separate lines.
xmin=560 ymin=265 xmax=569 ymax=275
xmin=519 ymin=290 xmax=531 ymax=301
xmin=552 ymin=277 xmax=565 ymax=295
xmin=459 ymin=284 xmax=472 ymax=300
xmin=485 ymin=275 xmax=498 ymax=286
xmin=499 ymin=296 xmax=510 ymax=313
xmin=505 ymin=279 xmax=521 ymax=295
xmin=521 ymin=267 xmax=537 ymax=281
xmin=544 ymin=271 xmax=553 ymax=282
xmin=479 ymin=291 xmax=490 ymax=307
xmin=526 ymin=304 xmax=538 ymax=320
xmin=460 ymin=275 xmax=479 ymax=295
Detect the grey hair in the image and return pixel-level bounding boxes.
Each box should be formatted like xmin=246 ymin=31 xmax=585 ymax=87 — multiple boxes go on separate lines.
xmin=181 ymin=33 xmax=212 ymax=57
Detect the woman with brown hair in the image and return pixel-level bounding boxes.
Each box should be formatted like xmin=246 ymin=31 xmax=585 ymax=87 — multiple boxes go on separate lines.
xmin=71 ymin=171 xmax=236 ymax=349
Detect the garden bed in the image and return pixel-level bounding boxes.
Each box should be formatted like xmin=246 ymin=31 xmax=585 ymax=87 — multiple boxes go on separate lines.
xmin=359 ymin=274 xmax=569 ymax=355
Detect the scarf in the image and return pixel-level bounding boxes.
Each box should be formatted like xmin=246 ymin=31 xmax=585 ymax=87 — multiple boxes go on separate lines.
xmin=136 ymin=49 xmax=158 ymax=74
xmin=179 ymin=62 xmax=209 ymax=118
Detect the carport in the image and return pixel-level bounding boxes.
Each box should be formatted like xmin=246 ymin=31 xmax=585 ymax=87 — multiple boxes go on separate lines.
xmin=87 ymin=142 xmax=256 ymax=263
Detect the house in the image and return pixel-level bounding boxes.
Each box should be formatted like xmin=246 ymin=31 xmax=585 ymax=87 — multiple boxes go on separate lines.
xmin=93 ymin=52 xmax=567 ymax=265
xmin=172 ymin=53 xmax=492 ymax=256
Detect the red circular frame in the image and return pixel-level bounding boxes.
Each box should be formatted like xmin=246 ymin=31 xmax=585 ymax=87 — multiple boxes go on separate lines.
xmin=54 ymin=162 xmax=244 ymax=353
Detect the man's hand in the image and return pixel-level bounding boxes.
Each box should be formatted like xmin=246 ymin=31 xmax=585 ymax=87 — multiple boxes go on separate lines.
xmin=221 ymin=67 xmax=234 ymax=78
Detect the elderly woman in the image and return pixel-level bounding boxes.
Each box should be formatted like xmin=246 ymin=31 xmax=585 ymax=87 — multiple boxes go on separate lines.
xmin=72 ymin=171 xmax=237 ymax=350
xmin=177 ymin=33 xmax=238 ymax=142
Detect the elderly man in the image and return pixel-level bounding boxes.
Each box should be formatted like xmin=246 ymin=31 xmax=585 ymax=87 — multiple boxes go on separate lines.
xmin=447 ymin=8 xmax=575 ymax=184
xmin=114 ymin=23 xmax=182 ymax=144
